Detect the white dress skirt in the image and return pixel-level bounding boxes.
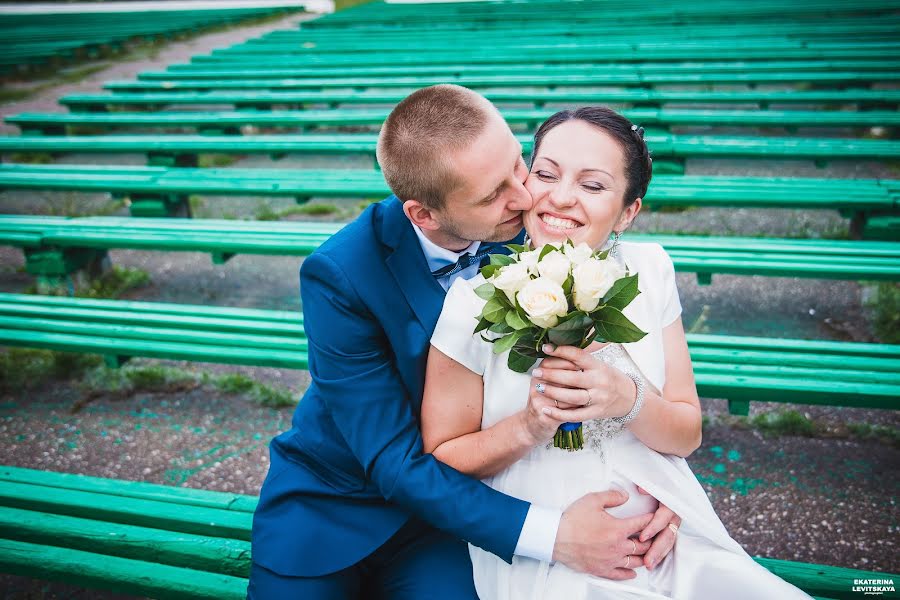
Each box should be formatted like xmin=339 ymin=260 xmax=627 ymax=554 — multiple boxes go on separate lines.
xmin=430 ymin=262 xmax=813 ymax=600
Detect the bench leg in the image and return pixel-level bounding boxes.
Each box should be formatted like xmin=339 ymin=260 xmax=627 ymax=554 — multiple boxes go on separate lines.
xmin=728 ymin=399 xmax=751 ymax=416
xmin=147 ymin=153 xmax=198 ymax=168
xmin=104 ymin=355 xmax=131 ymax=369
xmin=129 ymin=193 xmax=192 ymax=218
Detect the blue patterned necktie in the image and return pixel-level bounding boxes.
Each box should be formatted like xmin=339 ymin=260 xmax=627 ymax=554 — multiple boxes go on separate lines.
xmin=431 ymin=243 xmax=503 ymax=279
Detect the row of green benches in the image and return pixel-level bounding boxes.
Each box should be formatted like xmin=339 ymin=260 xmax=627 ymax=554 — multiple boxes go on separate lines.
xmin=2 ymin=464 xmax=892 ymax=600
xmin=101 ymin=69 xmax=900 ymax=91
xmin=1 ymin=165 xmax=895 ymax=236
xmin=307 ymin=0 xmax=900 ymax=27
xmin=0 ymin=7 xmax=301 ymax=74
xmin=255 ymin=17 xmax=900 ymax=42
xmin=56 ymin=88 xmax=900 ymax=112
xmin=9 ymin=107 xmax=898 ymax=137
xmin=156 ymin=59 xmax=900 ymax=79
xmin=4 ymin=215 xmax=899 ymax=284
xmin=3 ymin=133 xmax=897 ymax=174
xmin=1 ymin=292 xmax=898 ymax=416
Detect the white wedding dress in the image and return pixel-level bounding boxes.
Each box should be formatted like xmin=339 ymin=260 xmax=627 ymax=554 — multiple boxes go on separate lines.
xmin=430 ymin=243 xmax=812 ymax=600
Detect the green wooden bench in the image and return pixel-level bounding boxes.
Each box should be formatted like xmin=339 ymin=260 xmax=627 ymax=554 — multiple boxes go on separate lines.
xmin=1 ymin=465 xmax=892 ymax=600
xmin=2 ymin=133 xmax=898 ymax=175
xmin=2 ymin=215 xmax=900 ymax=285
xmin=100 ymin=69 xmax=900 ymax=92
xmin=57 ymin=88 xmax=900 ymax=112
xmin=0 ymin=293 xmax=897 ymax=415
xmin=0 ymin=165 xmax=894 ymax=235
xmin=145 ymin=59 xmax=900 ymax=80
xmin=10 ymin=107 xmax=898 ymax=137
xmin=0 ymin=7 xmax=302 ymax=75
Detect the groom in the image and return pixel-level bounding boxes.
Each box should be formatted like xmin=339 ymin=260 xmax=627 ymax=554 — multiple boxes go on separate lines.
xmin=248 ymin=84 xmax=677 ymax=598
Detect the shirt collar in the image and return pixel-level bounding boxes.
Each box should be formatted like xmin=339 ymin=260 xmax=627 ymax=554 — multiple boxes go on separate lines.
xmin=412 ymin=224 xmax=481 ymax=273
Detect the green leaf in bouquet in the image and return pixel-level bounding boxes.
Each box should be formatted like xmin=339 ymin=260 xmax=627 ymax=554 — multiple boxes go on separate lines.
xmin=482 ymin=297 xmax=507 ymax=323
xmin=593 ymin=307 xmax=647 ymax=343
xmin=493 ymin=330 xmax=523 ymax=355
xmin=504 ymin=243 xmax=526 ymax=254
xmin=490 ymin=254 xmax=514 ymax=267
xmin=505 ymin=310 xmax=530 ymax=331
xmin=489 ymin=320 xmax=515 ymax=335
xmin=474 ymin=316 xmax=492 ymax=334
xmin=474 ymin=282 xmax=496 ymax=301
xmin=480 ymin=264 xmax=500 ymax=279
xmin=547 ymin=312 xmax=592 ymax=347
xmin=508 ymin=348 xmax=539 ymax=373
xmin=561 ymin=274 xmax=573 ymax=297
xmin=601 ymin=273 xmax=640 ymax=311
xmin=538 ymin=244 xmax=558 ymax=261
xmin=564 ymin=238 xmax=575 ymax=248
xmin=593 ymin=248 xmax=610 ymax=261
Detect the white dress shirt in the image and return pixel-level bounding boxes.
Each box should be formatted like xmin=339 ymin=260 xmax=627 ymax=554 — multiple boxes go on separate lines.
xmin=413 ymin=224 xmax=562 ymax=562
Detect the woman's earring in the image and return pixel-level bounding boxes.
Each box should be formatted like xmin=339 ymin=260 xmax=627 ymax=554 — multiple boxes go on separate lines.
xmin=610 ymin=230 xmax=621 ymax=258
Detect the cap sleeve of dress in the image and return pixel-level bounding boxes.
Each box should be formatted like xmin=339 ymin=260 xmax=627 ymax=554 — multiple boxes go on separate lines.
xmin=430 ymin=276 xmax=492 ymax=376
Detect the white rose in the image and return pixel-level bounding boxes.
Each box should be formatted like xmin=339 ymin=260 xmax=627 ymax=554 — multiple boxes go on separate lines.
xmin=572 ymin=258 xmax=627 ymax=313
xmin=491 ymin=262 xmax=532 ymax=304
xmin=563 ymin=242 xmax=593 ymax=266
xmin=517 ymin=249 xmax=542 ymax=275
xmin=516 ymin=277 xmax=569 ymax=329
xmin=536 ymin=250 xmax=572 ymax=286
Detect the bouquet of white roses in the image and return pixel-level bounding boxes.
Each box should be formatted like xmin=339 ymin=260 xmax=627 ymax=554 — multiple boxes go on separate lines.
xmin=473 ymin=239 xmax=647 ymax=450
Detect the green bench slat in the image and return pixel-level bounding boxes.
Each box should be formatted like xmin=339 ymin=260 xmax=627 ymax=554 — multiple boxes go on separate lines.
xmin=2 ymin=133 xmax=897 ymax=160
xmin=101 ymin=70 xmax=900 ymax=91
xmin=0 ymin=465 xmax=257 ymax=513
xmin=0 ymin=480 xmax=251 ymax=539
xmin=11 ymin=107 xmax=900 ymax=133
xmin=58 ymin=89 xmax=900 ymax=110
xmin=0 ymin=506 xmax=250 ymax=578
xmin=0 ymin=538 xmax=247 ymax=600
xmin=145 ymin=59 xmax=900 ymax=79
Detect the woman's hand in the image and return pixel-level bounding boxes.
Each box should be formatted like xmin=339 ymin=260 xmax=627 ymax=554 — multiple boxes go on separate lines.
xmin=531 ymin=344 xmax=637 ymax=423
xmin=521 ymin=375 xmax=569 ymax=446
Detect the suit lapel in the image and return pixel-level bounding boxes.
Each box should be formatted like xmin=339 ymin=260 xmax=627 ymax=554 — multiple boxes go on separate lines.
xmin=381 ymin=198 xmax=446 ymax=332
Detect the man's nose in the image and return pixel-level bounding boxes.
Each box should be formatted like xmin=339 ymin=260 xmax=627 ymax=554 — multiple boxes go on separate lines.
xmin=507 ymin=178 xmax=533 ymax=211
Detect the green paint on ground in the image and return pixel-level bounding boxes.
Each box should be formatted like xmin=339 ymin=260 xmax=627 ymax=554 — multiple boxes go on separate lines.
xmin=713 ymin=463 xmax=727 ymax=474
xmin=727 ymin=449 xmax=741 ymax=461
xmin=709 ymin=446 xmax=723 ymax=458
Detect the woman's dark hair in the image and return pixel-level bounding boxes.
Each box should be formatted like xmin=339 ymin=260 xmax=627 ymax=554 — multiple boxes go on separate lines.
xmin=530 ymin=106 xmax=653 ymax=207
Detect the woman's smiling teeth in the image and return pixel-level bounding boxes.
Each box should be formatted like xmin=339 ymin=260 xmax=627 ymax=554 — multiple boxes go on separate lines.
xmin=541 ymin=213 xmax=582 ymax=230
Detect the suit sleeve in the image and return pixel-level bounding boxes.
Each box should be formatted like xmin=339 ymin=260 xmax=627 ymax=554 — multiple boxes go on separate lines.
xmin=300 ymin=252 xmax=530 ymax=563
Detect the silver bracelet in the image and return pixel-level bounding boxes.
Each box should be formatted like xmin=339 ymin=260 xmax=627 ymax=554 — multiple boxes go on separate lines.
xmin=612 ymin=371 xmax=645 ymax=425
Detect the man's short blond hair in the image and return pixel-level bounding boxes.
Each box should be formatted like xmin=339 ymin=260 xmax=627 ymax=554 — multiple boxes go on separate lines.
xmin=376 ymin=84 xmax=500 ymax=210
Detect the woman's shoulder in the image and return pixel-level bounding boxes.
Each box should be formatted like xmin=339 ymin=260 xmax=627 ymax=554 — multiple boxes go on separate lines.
xmin=618 ymin=241 xmax=672 ymax=271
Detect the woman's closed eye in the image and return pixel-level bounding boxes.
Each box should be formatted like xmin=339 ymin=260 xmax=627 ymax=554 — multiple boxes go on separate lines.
xmin=582 ymin=182 xmax=606 ymax=192
xmin=533 ymin=170 xmax=557 ymax=181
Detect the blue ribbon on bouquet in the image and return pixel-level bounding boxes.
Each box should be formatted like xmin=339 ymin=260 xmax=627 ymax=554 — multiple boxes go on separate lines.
xmin=559 ymin=422 xmax=581 ymax=432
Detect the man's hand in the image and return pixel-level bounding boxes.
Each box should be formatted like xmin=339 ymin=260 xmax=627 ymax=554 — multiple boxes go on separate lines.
xmin=635 ymin=485 xmax=681 ymax=570
xmin=552 ymin=490 xmax=654 ymax=580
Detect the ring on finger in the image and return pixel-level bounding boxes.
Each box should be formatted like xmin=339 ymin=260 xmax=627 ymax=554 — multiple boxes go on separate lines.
xmin=535 ymin=382 xmax=546 ymax=394
xmin=624 ymin=555 xmax=631 ymax=568
xmin=586 ymin=388 xmax=593 ymax=407
xmin=668 ymin=523 xmax=679 ymax=535
xmin=630 ymin=539 xmax=637 ymax=554
xmin=554 ymin=399 xmax=559 ymax=408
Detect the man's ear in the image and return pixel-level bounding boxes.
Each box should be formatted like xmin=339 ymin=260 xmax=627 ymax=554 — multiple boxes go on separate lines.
xmin=616 ymin=197 xmax=643 ymax=232
xmin=403 ymin=199 xmax=441 ymax=231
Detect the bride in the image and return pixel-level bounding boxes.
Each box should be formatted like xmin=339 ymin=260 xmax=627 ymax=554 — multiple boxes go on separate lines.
xmin=420 ymin=107 xmax=812 ymax=600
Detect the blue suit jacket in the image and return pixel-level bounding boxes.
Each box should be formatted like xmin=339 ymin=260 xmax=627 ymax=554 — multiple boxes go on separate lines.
xmin=251 ymin=196 xmax=531 ymax=577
